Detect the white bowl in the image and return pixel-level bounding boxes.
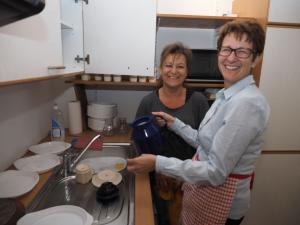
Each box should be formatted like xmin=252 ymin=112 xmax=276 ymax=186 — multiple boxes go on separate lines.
xmin=91 ymin=169 xmax=122 ymax=188
xmin=87 ymin=103 xmax=117 ymax=119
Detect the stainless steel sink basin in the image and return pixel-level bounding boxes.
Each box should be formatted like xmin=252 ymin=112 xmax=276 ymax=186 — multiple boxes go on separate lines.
xmin=27 ymin=144 xmax=135 ymax=225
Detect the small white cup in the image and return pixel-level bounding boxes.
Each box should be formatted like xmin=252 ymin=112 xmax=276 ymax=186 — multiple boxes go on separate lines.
xmin=103 ymin=75 xmax=112 ymax=82
xmin=81 ymin=74 xmax=91 ymax=81
xmin=94 ymin=75 xmax=102 ymax=81
xmin=138 ymin=76 xmax=147 ymax=83
xmin=129 ymin=76 xmax=138 ymax=82
xmin=148 ymin=76 xmax=156 ymax=83
xmin=113 ymin=75 xmax=122 ymax=82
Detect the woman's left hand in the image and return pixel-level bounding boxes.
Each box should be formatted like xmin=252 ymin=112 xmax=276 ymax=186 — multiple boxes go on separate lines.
xmin=127 ymin=154 xmax=156 ymax=174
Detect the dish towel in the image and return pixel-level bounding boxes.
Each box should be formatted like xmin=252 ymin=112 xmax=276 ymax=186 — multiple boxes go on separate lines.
xmin=72 ymin=134 xmax=103 ymax=151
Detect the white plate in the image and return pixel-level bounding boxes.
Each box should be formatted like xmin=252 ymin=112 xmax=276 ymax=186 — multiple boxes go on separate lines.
xmin=17 ymin=205 xmax=93 ymax=225
xmin=14 ymin=154 xmax=61 ymax=174
xmin=79 ymin=156 xmax=127 ymax=173
xmin=0 ymin=170 xmax=39 ymax=198
xmin=29 ymin=141 xmax=71 ymax=155
xmin=92 ymin=169 xmax=122 ymax=188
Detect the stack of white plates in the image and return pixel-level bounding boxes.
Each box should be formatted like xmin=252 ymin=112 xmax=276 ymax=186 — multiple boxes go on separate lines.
xmin=87 ymin=117 xmax=106 ymax=131
xmin=87 ymin=103 xmax=117 ymax=131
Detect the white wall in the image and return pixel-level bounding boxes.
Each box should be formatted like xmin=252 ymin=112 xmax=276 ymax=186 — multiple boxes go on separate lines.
xmin=0 ymin=80 xmax=75 ymax=171
xmin=86 ymin=89 xmax=151 ymax=123
xmin=259 ymin=27 xmax=300 ymax=150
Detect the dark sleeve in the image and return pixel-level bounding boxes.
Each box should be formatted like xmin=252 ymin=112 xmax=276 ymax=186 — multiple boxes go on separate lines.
xmin=193 ymin=91 xmax=209 ymax=126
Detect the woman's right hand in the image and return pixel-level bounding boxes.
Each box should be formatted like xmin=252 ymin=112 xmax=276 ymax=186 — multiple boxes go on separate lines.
xmin=152 ymin=111 xmax=175 ymax=128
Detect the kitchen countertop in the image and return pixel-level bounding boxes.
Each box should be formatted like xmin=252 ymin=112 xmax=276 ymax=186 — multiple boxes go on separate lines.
xmin=16 ymin=130 xmax=154 ymax=225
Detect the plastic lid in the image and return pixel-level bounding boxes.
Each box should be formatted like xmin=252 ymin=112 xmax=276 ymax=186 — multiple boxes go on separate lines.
xmin=75 ymin=164 xmax=91 ymax=174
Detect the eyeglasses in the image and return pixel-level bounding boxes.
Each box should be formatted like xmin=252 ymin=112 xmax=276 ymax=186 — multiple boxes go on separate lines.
xmin=218 ymin=47 xmax=256 ymax=59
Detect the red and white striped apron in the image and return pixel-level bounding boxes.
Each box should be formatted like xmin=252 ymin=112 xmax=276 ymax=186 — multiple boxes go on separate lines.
xmin=181 ymin=154 xmax=253 ymax=225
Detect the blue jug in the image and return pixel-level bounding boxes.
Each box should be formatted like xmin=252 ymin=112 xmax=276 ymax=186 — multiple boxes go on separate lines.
xmin=131 ymin=115 xmax=163 ymax=155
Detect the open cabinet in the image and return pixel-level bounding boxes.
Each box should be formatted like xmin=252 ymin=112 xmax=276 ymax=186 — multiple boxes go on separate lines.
xmin=82 ymin=0 xmax=157 ymax=77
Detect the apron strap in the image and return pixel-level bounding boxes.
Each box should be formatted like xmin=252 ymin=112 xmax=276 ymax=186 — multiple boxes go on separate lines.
xmin=229 ymin=172 xmax=255 ymax=189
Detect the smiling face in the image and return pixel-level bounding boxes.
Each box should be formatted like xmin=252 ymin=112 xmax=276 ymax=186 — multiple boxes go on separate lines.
xmin=159 ymin=53 xmax=188 ymax=88
xmin=218 ymin=33 xmax=260 ymax=88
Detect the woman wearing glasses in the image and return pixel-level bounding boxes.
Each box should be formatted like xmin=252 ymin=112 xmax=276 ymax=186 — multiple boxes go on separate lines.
xmin=135 ymin=42 xmax=209 ymax=225
xmin=128 ymin=20 xmax=270 ymax=225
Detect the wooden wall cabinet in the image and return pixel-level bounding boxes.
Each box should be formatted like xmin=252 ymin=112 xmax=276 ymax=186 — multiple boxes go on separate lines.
xmin=60 ymin=0 xmax=84 ymax=73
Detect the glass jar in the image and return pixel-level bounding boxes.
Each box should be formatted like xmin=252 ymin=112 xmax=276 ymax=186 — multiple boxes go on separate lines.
xmin=103 ymin=118 xmax=114 ymax=136
xmin=118 ymin=117 xmax=128 ymax=134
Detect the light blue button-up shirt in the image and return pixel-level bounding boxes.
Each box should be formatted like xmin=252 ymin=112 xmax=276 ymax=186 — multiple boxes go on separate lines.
xmin=155 ymin=75 xmax=270 ymax=219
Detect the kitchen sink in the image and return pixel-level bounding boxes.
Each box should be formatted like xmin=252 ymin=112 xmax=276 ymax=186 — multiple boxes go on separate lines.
xmin=27 ymin=144 xmax=135 ymax=225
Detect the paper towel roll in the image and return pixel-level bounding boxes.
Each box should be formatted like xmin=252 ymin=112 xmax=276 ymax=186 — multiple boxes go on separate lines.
xmin=68 ymin=101 xmax=83 ymax=135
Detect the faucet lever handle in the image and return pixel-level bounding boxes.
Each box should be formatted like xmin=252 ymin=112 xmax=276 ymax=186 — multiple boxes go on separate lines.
xmin=63 ymin=153 xmax=72 ymax=176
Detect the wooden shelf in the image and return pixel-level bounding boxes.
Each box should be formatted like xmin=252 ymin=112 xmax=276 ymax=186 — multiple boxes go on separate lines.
xmin=0 ymin=71 xmax=84 ymax=88
xmin=67 ymin=79 xmax=224 ymax=90
xmin=157 ymin=14 xmax=254 ymax=29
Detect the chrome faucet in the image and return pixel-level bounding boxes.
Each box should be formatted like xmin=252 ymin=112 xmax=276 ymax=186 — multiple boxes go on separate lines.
xmin=63 ymin=134 xmax=102 ymax=176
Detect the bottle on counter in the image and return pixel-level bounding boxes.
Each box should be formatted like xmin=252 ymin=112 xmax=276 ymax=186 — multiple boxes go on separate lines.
xmin=51 ymin=103 xmax=65 ymax=141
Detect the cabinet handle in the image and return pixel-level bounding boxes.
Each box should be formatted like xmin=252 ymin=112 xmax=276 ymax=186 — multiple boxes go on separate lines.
xmin=75 ymin=0 xmax=88 ymax=4
xmin=47 ymin=66 xmax=66 ymax=69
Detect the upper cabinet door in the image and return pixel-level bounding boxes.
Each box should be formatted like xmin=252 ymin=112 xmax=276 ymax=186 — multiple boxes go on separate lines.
xmin=60 ymin=0 xmax=84 ymax=72
xmin=268 ymin=0 xmax=300 ymax=23
xmin=0 ymin=0 xmax=63 ymax=82
xmin=83 ymin=0 xmax=157 ymax=76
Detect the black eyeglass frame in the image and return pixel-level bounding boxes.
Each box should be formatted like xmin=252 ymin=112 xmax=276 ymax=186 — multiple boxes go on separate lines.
xmin=218 ymin=47 xmax=256 ymax=59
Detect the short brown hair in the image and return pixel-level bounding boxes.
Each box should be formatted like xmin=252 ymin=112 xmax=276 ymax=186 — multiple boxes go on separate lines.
xmin=217 ymin=20 xmax=265 ymax=58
